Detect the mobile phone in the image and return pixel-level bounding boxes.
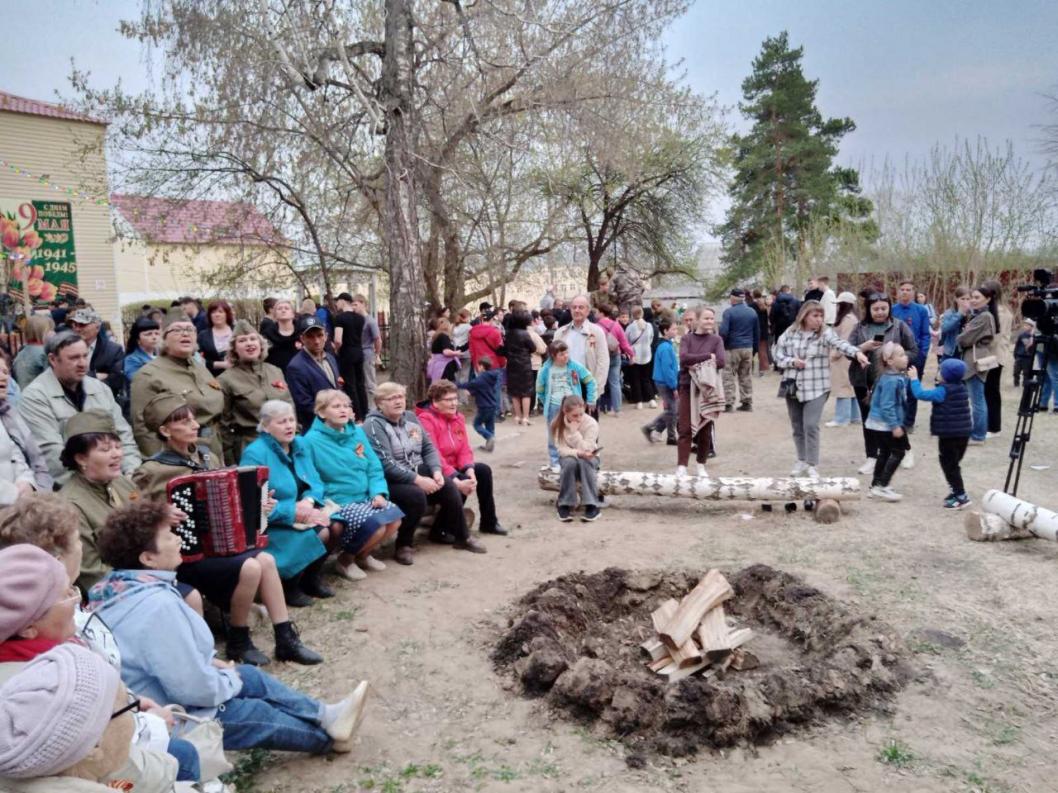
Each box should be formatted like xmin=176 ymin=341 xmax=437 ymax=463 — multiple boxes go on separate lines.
xmin=592 ymin=446 xmax=604 ymax=454
xmin=873 ymin=334 xmax=884 ymax=342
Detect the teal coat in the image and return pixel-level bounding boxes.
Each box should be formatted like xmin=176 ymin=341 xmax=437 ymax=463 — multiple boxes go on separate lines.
xmin=239 ymin=433 xmax=326 ymax=578
xmin=302 ymin=418 xmax=388 ymax=504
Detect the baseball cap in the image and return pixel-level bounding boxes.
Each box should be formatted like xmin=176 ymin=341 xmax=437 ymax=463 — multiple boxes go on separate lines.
xmin=479 ymin=302 xmax=493 ymax=312
xmin=730 ymin=288 xmax=746 ymax=298
xmin=69 ymin=308 xmax=101 ymax=325
xmin=301 ymin=316 xmax=326 ymax=334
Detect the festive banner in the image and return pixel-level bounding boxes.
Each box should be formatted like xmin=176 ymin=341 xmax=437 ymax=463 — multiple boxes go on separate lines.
xmin=0 ymin=199 xmax=78 ymax=304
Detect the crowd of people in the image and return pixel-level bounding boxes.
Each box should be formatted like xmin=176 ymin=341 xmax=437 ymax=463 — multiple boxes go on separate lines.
xmin=0 ymin=274 xmax=1053 ymax=790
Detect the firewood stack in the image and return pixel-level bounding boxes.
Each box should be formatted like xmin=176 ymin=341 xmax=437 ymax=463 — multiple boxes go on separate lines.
xmin=640 ymin=569 xmax=757 ymax=682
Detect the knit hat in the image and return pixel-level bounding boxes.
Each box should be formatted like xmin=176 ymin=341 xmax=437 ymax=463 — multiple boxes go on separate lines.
xmin=143 ymin=393 xmax=190 ymax=433
xmin=61 ymin=409 xmax=117 ymax=442
xmin=939 ymin=358 xmax=967 ymax=383
xmin=0 ymin=544 xmax=70 ymax=642
xmin=0 ymin=643 xmax=120 ymax=778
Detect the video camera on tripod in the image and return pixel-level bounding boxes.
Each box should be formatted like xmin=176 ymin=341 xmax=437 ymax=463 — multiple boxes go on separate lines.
xmin=1005 ymin=268 xmax=1057 ymax=495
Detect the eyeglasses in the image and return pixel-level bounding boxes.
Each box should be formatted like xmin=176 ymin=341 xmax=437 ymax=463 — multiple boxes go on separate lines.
xmin=111 ymin=696 xmax=141 ymax=720
xmin=165 ymin=326 xmax=196 ymax=337
xmin=437 ymin=395 xmax=459 ymax=402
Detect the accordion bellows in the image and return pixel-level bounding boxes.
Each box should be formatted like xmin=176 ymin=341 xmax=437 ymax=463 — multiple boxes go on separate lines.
xmin=167 ymin=466 xmax=270 ymax=561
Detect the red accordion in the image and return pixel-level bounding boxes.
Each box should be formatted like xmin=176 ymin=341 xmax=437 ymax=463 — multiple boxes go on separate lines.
xmin=167 ymin=466 xmax=270 ymax=562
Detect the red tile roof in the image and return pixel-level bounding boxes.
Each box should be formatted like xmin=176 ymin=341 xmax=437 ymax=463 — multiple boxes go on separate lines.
xmin=0 ymin=89 xmax=106 ymax=125
xmin=111 ymin=194 xmax=283 ymax=246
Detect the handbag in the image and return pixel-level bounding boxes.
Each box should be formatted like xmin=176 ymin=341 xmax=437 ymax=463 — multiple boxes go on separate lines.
xmin=972 ymin=346 xmax=1000 ymax=374
xmin=777 ymin=377 xmax=798 ymax=400
xmin=171 ymin=707 xmax=233 ymax=781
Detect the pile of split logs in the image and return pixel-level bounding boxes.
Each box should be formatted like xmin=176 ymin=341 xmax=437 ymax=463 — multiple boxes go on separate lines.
xmin=640 ymin=569 xmax=757 ymax=682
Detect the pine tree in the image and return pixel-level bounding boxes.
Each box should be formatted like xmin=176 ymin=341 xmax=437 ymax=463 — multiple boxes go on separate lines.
xmin=717 ymin=32 xmax=875 ymax=287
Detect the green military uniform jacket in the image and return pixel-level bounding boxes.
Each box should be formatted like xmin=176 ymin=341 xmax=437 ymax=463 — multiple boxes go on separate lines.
xmin=131 ymin=445 xmax=216 ymax=501
xmin=130 ymin=353 xmax=226 ymax=464
xmin=59 ymin=472 xmax=137 ymax=593
xmin=217 ymin=359 xmax=293 ymax=463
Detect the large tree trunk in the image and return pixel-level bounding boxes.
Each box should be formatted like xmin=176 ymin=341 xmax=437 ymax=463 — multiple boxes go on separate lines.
xmin=381 ymin=0 xmax=426 ymax=398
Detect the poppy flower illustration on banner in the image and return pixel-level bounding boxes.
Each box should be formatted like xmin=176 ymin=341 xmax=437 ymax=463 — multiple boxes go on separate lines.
xmin=1 ymin=200 xmax=78 ymax=305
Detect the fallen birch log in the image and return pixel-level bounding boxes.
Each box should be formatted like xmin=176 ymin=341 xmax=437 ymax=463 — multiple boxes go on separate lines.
xmin=537 ymin=468 xmax=861 ymax=501
xmin=964 ymin=511 xmax=1034 ymax=542
xmin=979 ymin=489 xmax=1058 ymax=542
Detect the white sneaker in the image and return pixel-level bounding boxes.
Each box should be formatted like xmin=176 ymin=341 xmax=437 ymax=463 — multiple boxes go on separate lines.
xmin=805 ymin=466 xmax=820 ymax=479
xmin=986 ymin=431 xmax=1001 ymax=439
xmin=636 ymin=403 xmax=644 ymax=410
xmin=649 ymin=399 xmax=658 ymax=409
xmin=335 ymin=559 xmax=367 ymax=581
xmin=824 ymin=420 xmax=844 ymax=428
xmin=790 ymin=460 xmax=808 ymax=477
xmin=327 ymin=680 xmax=370 ymax=752
xmin=869 ymin=485 xmax=903 ymax=502
xmin=676 ymin=465 xmax=688 ymax=478
xmin=357 ymin=555 xmax=386 ymax=572
xmin=696 ymin=463 xmax=709 ymax=479
xmin=857 ymin=458 xmax=877 ymax=475
xmin=901 ymin=451 xmax=915 ymax=469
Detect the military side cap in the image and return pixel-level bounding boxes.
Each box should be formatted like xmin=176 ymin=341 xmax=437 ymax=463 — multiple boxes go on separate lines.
xmin=163 ymin=307 xmax=189 ymax=330
xmin=62 ymin=409 xmax=117 ymax=441
xmin=232 ymin=319 xmax=257 ymax=337
xmin=143 ymin=393 xmax=190 ymax=433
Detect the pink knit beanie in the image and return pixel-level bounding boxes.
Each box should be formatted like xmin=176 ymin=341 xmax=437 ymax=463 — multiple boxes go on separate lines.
xmin=0 ymin=544 xmax=69 ymax=642
xmin=0 ymin=643 xmax=120 ymax=778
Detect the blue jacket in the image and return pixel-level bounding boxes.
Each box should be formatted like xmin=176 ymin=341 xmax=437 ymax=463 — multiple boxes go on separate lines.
xmin=652 ymin=338 xmax=678 ymax=389
xmin=891 ymin=301 xmax=931 ymax=359
xmin=911 ymin=378 xmax=972 ymax=438
xmin=719 ymin=302 xmax=760 ymax=350
xmin=866 ymin=371 xmax=909 ymax=431
xmin=302 ymin=417 xmax=388 ymax=503
xmin=123 ymin=348 xmax=154 ymax=382
xmin=938 ymin=309 xmax=964 ymax=358
xmin=240 ymin=432 xmax=326 ymax=529
xmin=87 ymin=569 xmax=242 ymax=716
xmin=285 ymin=349 xmax=342 ymax=429
xmin=535 ymin=358 xmax=597 ymax=407
xmin=460 ymin=369 xmax=502 ymax=411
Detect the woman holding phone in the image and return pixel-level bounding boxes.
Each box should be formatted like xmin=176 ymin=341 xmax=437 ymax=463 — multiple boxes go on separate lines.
xmin=847 ymin=292 xmax=918 ymax=474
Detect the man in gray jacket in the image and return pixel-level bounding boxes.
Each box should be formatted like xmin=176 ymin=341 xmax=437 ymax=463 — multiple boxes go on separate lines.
xmin=719 ymin=288 xmax=760 ymax=412
xmin=18 ymin=331 xmax=141 ymax=484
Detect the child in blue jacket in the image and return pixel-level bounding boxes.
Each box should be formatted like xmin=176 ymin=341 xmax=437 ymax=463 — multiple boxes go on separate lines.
xmin=536 ymin=341 xmax=597 ymax=468
xmin=866 ymin=342 xmax=910 ymax=501
xmin=909 ymin=357 xmax=973 ymax=509
xmin=460 ymin=356 xmax=503 ymax=450
xmin=642 ymin=320 xmax=678 ymax=445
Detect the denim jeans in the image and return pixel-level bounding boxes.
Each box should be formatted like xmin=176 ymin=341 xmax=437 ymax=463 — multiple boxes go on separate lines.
xmin=167 ymin=737 xmax=200 ymax=782
xmin=473 ymin=407 xmax=496 ymax=441
xmin=215 ymin=665 xmax=331 ymax=753
xmin=966 ymin=376 xmax=987 ymax=441
xmin=600 ymin=354 xmax=623 ymax=413
xmin=1038 ymin=356 xmax=1058 ymax=409
xmin=904 ymin=352 xmax=928 ymax=427
xmin=646 ymin=383 xmax=678 ymax=441
xmin=832 ymin=397 xmax=860 ymax=425
xmin=545 ymin=401 xmax=561 ymax=466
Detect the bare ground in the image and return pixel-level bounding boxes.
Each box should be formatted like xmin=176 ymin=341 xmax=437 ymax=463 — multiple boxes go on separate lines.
xmin=244 ymin=369 xmax=1058 ymax=793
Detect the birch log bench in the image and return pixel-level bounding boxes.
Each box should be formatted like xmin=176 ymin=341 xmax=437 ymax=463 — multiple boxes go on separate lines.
xmin=965 ymin=489 xmax=1058 ymax=544
xmin=536 ymin=468 xmax=861 ymax=524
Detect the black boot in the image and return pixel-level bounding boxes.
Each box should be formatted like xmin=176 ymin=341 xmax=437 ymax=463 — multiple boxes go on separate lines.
xmin=283 ymin=575 xmax=314 ymax=608
xmin=300 ymin=557 xmax=334 ymax=599
xmin=274 ymin=621 xmax=323 ymax=665
xmin=225 ymin=625 xmax=271 ymax=666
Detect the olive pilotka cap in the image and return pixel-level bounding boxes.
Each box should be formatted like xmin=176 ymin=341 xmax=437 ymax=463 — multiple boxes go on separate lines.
xmin=61 ymin=409 xmax=117 ymax=441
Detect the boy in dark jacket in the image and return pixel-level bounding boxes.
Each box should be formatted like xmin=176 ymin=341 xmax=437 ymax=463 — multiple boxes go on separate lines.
xmin=909 ymin=357 xmax=973 ymax=509
xmin=460 ymin=356 xmax=503 ymax=451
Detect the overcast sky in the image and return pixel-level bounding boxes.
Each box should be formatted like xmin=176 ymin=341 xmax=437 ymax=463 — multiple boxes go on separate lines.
xmin=5 ymin=0 xmax=1056 ymax=176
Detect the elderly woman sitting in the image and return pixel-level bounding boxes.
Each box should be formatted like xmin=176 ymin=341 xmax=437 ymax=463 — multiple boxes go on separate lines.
xmin=86 ymin=500 xmax=369 ymax=756
xmin=302 ymin=389 xmax=403 ymax=580
xmin=218 ymin=319 xmax=294 ymax=463
xmin=363 ymin=382 xmax=486 ymax=565
xmin=132 ymin=393 xmax=321 ymax=666
xmin=415 ymin=380 xmax=506 ymax=536
xmin=240 ymin=399 xmax=333 ymax=607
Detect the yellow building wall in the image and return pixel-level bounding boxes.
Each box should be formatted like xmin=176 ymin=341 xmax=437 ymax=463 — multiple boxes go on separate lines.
xmin=0 ymin=110 xmax=121 ymax=328
xmin=115 ymin=239 xmax=295 ymax=304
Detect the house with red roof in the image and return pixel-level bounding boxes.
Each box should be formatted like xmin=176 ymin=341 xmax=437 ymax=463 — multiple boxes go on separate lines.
xmin=0 ymin=89 xmax=122 ymax=325
xmin=111 ymin=193 xmax=291 ymax=303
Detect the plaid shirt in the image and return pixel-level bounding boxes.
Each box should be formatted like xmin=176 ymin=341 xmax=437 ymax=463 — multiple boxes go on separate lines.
xmin=774 ymin=327 xmax=861 ymax=402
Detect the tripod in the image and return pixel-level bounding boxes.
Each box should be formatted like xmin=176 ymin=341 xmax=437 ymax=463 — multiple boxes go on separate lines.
xmin=1003 ymin=350 xmax=1045 ymax=497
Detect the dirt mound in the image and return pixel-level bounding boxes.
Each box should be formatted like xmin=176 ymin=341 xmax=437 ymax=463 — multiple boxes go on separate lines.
xmin=492 ymin=564 xmax=912 ymax=758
